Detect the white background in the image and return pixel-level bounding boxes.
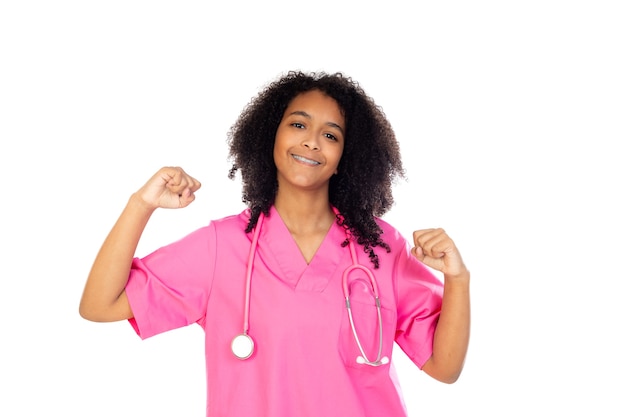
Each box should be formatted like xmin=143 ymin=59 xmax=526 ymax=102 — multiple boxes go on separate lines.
xmin=1 ymin=1 xmax=625 ymax=415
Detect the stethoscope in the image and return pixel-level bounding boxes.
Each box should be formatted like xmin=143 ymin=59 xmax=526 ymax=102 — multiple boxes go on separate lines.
xmin=231 ymin=210 xmax=389 ymax=366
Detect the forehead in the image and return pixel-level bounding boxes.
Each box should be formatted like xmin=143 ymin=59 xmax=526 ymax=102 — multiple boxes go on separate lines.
xmin=284 ymin=90 xmax=344 ymax=122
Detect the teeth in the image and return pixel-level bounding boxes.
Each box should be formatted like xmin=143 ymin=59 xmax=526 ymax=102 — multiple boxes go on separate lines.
xmin=292 ymin=154 xmax=320 ymax=165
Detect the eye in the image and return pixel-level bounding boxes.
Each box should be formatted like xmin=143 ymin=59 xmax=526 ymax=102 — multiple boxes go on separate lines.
xmin=324 ymin=132 xmax=338 ymax=141
xmin=291 ymin=122 xmax=305 ymax=129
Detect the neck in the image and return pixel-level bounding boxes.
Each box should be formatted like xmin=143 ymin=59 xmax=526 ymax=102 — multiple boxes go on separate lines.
xmin=273 ymin=192 xmax=335 ymax=235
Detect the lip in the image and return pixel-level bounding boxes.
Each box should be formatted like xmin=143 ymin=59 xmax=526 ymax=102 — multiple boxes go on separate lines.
xmin=291 ymin=153 xmax=321 ymax=166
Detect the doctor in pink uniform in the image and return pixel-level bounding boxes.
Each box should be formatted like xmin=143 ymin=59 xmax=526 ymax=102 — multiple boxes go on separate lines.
xmin=80 ymin=71 xmax=471 ymax=417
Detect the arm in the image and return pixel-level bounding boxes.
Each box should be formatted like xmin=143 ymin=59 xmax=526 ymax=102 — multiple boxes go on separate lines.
xmin=78 ymin=166 xmax=201 ymax=322
xmin=411 ymin=228 xmax=470 ymax=384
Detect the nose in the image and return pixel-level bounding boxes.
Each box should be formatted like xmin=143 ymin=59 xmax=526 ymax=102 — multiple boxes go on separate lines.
xmin=302 ymin=134 xmax=320 ymax=151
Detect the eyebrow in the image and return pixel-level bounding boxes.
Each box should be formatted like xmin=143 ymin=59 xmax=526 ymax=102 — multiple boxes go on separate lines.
xmin=288 ymin=110 xmax=345 ymax=135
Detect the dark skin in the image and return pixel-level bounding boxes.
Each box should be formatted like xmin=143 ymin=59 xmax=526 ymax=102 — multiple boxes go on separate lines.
xmin=227 ymin=71 xmax=404 ymax=269
xmin=79 ymin=89 xmax=470 ymax=384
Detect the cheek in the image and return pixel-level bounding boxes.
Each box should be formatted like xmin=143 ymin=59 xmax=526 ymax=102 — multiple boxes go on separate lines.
xmin=272 ymin=133 xmax=284 ymax=166
xmin=333 ymin=147 xmax=344 ymax=166
xmin=273 ymin=128 xmax=286 ymax=152
xmin=272 ymin=143 xmax=279 ymax=166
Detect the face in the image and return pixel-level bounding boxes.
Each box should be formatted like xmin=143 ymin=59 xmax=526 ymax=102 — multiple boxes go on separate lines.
xmin=273 ymin=89 xmax=345 ymax=193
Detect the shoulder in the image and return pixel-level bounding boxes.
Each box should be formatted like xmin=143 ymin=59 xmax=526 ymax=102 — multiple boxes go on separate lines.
xmin=374 ymin=216 xmax=410 ymax=250
xmin=205 ymin=209 xmax=252 ymax=243
xmin=210 ymin=209 xmax=250 ymax=229
xmin=174 ymin=209 xmax=250 ymax=245
xmin=374 ymin=216 xmax=443 ymax=288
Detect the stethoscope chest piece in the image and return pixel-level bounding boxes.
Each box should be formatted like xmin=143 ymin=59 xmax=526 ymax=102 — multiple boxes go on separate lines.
xmin=231 ymin=333 xmax=255 ymax=360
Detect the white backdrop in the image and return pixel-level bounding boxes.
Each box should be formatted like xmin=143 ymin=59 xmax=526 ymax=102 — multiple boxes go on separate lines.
xmin=1 ymin=1 xmax=625 ymax=415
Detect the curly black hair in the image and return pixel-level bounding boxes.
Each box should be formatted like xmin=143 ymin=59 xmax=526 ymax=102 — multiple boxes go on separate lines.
xmin=227 ymin=71 xmax=405 ymax=268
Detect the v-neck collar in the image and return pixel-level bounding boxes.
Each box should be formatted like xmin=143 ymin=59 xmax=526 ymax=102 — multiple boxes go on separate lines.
xmin=260 ymin=206 xmax=347 ymax=291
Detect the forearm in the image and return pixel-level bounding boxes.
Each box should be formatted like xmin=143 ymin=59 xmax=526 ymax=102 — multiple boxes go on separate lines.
xmin=79 ymin=193 xmax=154 ymax=322
xmin=425 ymin=270 xmax=471 ymax=383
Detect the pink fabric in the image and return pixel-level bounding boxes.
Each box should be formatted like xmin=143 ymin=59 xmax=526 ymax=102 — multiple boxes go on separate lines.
xmin=125 ymin=207 xmax=443 ymax=417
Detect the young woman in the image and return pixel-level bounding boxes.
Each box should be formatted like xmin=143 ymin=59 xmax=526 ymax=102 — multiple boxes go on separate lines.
xmin=79 ymin=71 xmax=470 ymax=417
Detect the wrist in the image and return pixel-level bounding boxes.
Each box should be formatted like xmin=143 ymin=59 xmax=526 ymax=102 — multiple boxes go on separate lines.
xmin=128 ymin=192 xmax=158 ymax=214
xmin=444 ymin=268 xmax=470 ymax=282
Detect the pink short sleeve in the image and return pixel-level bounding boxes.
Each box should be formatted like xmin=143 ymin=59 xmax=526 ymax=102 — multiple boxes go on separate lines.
xmin=125 ymin=224 xmax=217 ymax=339
xmin=393 ymin=240 xmax=444 ymax=368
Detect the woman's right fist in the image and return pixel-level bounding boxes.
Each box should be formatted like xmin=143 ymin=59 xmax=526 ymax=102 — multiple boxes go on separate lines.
xmin=136 ymin=166 xmax=202 ymax=210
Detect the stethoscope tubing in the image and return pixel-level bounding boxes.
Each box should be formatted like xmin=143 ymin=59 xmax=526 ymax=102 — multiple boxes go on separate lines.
xmin=242 ymin=211 xmax=264 ymax=336
xmin=342 ymin=241 xmax=387 ymax=366
xmin=234 ymin=209 xmax=387 ymax=366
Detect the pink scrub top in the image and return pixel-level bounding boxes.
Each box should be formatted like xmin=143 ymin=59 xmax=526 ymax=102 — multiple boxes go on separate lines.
xmin=125 ymin=206 xmax=443 ymax=417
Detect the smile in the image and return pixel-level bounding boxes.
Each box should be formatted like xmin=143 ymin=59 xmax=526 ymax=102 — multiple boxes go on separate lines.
xmin=292 ymin=154 xmax=320 ymax=166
